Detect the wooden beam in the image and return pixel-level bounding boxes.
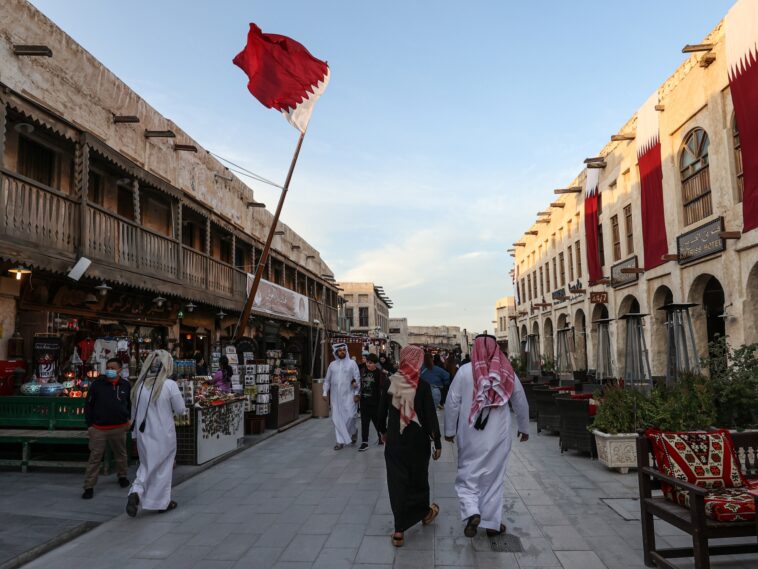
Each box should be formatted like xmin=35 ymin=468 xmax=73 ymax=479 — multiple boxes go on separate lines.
xmin=584 ymin=157 xmax=604 ymax=164
xmin=536 ymin=219 xmax=550 ymax=224
xmin=590 ymin=278 xmax=610 ymax=285
xmin=13 ymin=45 xmax=52 ymax=57
xmin=113 ymin=115 xmax=140 ymax=124
xmin=699 ymin=53 xmax=716 ymax=68
xmin=682 ymin=43 xmax=714 ymax=53
xmin=174 ymin=143 xmax=198 ymax=152
xmin=569 ymin=288 xmax=586 ymax=294
xmin=144 ymin=129 xmax=176 ymax=138
xmin=661 ymin=254 xmax=681 ymax=262
xmin=719 ymin=231 xmax=741 ymax=240
xmin=587 ymin=161 xmax=607 ymax=169
xmin=537 ymin=211 xmax=551 ymax=216
xmin=554 ymin=187 xmax=582 ymax=194
xmin=513 ymin=242 xmax=526 ymax=247
xmin=525 ymin=231 xmax=538 ymax=236
xmin=506 ymin=248 xmax=515 ymax=253
xmin=550 ymin=202 xmax=565 ymax=208
xmin=620 ymin=267 xmax=645 ymax=274
xmin=611 ymin=134 xmax=635 ymax=142
xmin=655 ymin=104 xmax=665 ymax=111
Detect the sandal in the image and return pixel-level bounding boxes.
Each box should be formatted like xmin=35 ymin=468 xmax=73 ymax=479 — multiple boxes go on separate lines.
xmin=391 ymin=531 xmax=404 ymax=547
xmin=159 ymin=500 xmax=178 ymax=513
xmin=486 ymin=523 xmax=507 ymax=537
xmin=422 ymin=503 xmax=440 ymax=525
xmin=334 ymin=444 xmax=344 ymax=451
xmin=125 ymin=492 xmax=139 ymax=518
xmin=464 ymin=514 xmax=481 ymax=538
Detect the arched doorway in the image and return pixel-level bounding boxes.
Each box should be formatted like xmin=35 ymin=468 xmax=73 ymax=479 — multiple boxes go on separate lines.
xmin=688 ymin=274 xmax=726 ymax=361
xmin=574 ymin=309 xmax=588 ymax=373
xmin=543 ymin=318 xmax=554 ymax=364
xmin=746 ymin=263 xmax=758 ymax=345
xmin=651 ymin=285 xmax=674 ymax=377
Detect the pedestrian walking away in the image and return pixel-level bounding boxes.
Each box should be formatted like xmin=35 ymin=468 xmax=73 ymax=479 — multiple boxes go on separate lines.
xmin=378 ymin=345 xmax=442 ymax=547
xmin=441 ymin=351 xmax=459 ymax=409
xmin=126 ymin=349 xmax=187 ymax=517
xmin=323 ymin=342 xmax=360 ymax=450
xmin=82 ymin=357 xmax=132 ymax=499
xmin=444 ymin=334 xmax=529 ymax=537
xmin=359 ymin=353 xmax=387 ymax=451
xmin=420 ymin=352 xmax=450 ymax=409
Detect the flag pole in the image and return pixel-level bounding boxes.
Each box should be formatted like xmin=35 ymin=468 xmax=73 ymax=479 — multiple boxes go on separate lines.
xmin=232 ymin=130 xmax=306 ymax=342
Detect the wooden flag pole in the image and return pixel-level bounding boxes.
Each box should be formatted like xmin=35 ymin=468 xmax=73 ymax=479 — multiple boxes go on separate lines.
xmin=232 ymin=130 xmax=306 ymax=342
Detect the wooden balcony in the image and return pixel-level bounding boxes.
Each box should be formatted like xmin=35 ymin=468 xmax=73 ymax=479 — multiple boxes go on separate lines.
xmin=0 ymin=169 xmax=336 ymax=324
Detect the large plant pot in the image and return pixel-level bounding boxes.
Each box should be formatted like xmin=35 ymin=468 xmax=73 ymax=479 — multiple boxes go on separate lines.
xmin=592 ymin=430 xmax=637 ymax=474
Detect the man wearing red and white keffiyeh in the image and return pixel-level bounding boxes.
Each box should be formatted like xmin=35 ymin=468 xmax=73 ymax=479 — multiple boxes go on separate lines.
xmin=444 ymin=335 xmax=530 ymax=538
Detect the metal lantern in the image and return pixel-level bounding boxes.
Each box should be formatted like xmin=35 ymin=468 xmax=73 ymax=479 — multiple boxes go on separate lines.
xmin=555 ymin=326 xmax=575 ymax=373
xmin=593 ymin=318 xmax=614 ymax=381
xmin=620 ymin=313 xmax=652 ymax=390
xmin=660 ymin=303 xmax=700 ymax=385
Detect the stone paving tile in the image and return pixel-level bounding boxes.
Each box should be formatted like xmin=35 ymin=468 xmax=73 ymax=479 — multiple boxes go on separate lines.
xmin=515 ymin=537 xmax=562 ymax=566
xmin=554 ymin=550 xmax=608 ymax=569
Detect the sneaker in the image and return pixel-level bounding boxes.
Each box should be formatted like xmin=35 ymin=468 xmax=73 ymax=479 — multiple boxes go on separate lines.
xmin=81 ymin=488 xmax=94 ymax=500
xmin=358 ymin=443 xmax=369 ymax=452
xmin=118 ymin=477 xmax=130 ymax=488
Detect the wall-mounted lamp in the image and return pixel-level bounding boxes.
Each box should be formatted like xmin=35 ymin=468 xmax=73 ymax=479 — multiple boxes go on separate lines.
xmin=8 ymin=266 xmax=32 ymax=280
xmin=153 ymin=296 xmax=167 ymax=307
xmin=186 ymin=302 xmax=196 ymax=313
xmin=95 ymin=282 xmax=112 ymax=296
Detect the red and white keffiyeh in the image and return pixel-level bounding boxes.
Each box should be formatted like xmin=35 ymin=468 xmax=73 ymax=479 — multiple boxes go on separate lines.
xmin=469 ymin=336 xmax=515 ymax=427
xmin=388 ymin=345 xmax=425 ymax=433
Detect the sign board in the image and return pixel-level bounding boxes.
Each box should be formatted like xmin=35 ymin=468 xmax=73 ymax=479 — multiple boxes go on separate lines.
xmin=677 ymin=217 xmax=725 ymax=265
xmin=590 ymin=291 xmax=608 ymax=304
xmin=246 ymin=276 xmax=309 ymax=323
xmin=611 ymin=256 xmax=639 ymax=288
xmin=551 ymin=288 xmax=566 ymax=301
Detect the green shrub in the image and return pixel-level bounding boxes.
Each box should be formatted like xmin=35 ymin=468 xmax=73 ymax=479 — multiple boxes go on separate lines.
xmin=703 ymin=339 xmax=758 ymax=429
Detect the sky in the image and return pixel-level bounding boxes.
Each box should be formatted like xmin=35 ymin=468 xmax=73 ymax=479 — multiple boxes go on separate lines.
xmin=29 ymin=0 xmax=734 ymax=332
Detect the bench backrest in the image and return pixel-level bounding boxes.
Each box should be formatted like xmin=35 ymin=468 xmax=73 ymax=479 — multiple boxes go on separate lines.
xmin=0 ymin=396 xmax=87 ymax=431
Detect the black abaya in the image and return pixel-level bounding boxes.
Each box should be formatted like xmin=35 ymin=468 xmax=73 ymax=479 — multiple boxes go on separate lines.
xmin=378 ymin=380 xmax=441 ymax=532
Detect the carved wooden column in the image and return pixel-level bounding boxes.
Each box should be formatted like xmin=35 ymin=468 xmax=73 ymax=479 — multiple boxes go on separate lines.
xmin=205 ymin=216 xmax=211 ymax=290
xmin=131 ymin=179 xmax=141 ymax=268
xmin=230 ymin=232 xmax=236 ymax=295
xmin=175 ymin=200 xmax=183 ymax=280
xmin=74 ymin=135 xmax=90 ymax=256
xmin=0 ymin=95 xmax=7 ymax=235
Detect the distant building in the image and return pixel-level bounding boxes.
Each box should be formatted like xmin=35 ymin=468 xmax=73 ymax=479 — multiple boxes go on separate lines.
xmin=494 ymin=296 xmax=516 ymax=351
xmin=408 ymin=325 xmax=463 ymax=352
xmin=388 ymin=317 xmax=408 ymax=360
xmin=338 ymin=282 xmax=392 ymax=336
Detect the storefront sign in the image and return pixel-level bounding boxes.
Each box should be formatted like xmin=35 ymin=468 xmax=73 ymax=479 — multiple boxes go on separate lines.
xmin=278 ymin=385 xmax=295 ymax=404
xmin=611 ymin=256 xmax=639 ymax=288
xmin=33 ymin=336 xmax=61 ymax=381
xmin=551 ymin=288 xmax=567 ymax=301
xmin=247 ymin=276 xmax=310 ymax=323
xmin=568 ymin=280 xmax=584 ymax=293
xmin=590 ymin=291 xmax=608 ymax=304
xmin=677 ymin=217 xmax=725 ymax=265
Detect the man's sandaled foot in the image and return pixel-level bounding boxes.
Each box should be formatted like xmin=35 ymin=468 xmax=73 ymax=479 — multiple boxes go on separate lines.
xmin=334 ymin=444 xmax=344 ymax=450
xmin=464 ymin=514 xmax=481 ymax=537
xmin=486 ymin=523 xmax=507 ymax=537
xmin=391 ymin=531 xmax=404 ymax=547
xmin=126 ymin=492 xmax=139 ymax=517
xmin=422 ymin=503 xmax=440 ymax=525
xmin=159 ymin=500 xmax=178 ymax=513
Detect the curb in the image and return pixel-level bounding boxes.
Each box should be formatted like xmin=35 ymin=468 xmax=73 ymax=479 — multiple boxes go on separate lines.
xmin=0 ymin=521 xmax=98 ymax=569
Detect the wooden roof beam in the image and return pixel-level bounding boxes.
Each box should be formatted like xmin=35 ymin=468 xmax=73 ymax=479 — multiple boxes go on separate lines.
xmin=554 ymin=187 xmax=582 ymax=194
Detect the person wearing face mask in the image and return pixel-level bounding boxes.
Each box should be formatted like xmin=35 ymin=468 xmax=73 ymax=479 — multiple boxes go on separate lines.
xmin=82 ymin=357 xmax=132 ymax=499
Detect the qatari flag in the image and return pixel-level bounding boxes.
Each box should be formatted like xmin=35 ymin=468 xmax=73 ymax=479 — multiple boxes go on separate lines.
xmin=636 ymin=93 xmax=668 ymax=269
xmin=583 ymin=168 xmax=603 ymax=283
xmin=727 ymin=0 xmax=758 ymax=232
xmin=233 ymin=24 xmax=330 ymax=133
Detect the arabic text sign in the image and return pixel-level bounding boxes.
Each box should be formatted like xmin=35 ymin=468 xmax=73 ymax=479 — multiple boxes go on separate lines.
xmin=246 ymin=276 xmax=310 ymax=323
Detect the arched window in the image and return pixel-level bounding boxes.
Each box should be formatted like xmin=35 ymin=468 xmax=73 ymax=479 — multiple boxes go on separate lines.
xmin=734 ymin=116 xmax=743 ymax=202
xmin=680 ymin=128 xmax=712 ymax=226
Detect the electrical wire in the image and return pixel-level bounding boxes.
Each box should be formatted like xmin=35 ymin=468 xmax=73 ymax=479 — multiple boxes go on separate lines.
xmin=208 ymin=151 xmax=283 ymax=189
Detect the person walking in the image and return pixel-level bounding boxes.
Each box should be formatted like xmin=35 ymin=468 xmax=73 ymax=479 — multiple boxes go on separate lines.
xmin=323 ymin=343 xmax=360 ymax=450
xmin=444 ymin=335 xmax=529 ymax=537
xmin=378 ymin=345 xmax=442 ymax=547
xmin=441 ymin=352 xmax=459 ymax=409
xmin=82 ymin=357 xmax=131 ymax=499
xmin=420 ymin=352 xmax=450 ymax=409
xmin=379 ymin=354 xmax=396 ymax=375
xmin=359 ymin=353 xmax=387 ymax=451
xmin=126 ymin=350 xmax=186 ymax=516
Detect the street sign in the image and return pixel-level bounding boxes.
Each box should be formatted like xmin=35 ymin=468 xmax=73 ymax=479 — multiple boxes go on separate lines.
xmin=590 ymin=291 xmax=608 ymax=304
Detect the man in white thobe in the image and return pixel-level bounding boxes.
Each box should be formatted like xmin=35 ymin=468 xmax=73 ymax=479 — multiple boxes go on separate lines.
xmin=444 ymin=335 xmax=530 ymax=537
xmin=323 ymin=343 xmax=360 ymax=450
xmin=126 ymin=350 xmax=187 ymax=516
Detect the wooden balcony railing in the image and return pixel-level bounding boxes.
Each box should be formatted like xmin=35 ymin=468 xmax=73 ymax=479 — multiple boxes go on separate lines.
xmin=0 ymin=169 xmax=79 ymax=253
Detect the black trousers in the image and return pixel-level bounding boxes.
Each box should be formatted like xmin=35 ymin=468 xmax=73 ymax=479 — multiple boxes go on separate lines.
xmin=360 ymin=402 xmax=381 ymax=443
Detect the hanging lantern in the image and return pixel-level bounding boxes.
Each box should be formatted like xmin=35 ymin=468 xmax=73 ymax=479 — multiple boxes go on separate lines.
xmin=95 ymin=281 xmax=112 ymax=296
xmin=8 ymin=265 xmax=32 ymax=280
xmin=186 ymin=302 xmax=197 ymax=313
xmin=153 ymin=296 xmax=167 ymax=308
xmin=217 ymin=310 xmax=227 ymax=319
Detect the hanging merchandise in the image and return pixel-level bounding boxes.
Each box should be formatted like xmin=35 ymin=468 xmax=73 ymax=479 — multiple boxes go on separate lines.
xmin=33 ymin=336 xmax=62 ymax=383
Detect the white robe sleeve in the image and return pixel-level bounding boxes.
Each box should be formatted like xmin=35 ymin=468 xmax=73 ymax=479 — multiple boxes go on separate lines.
xmin=443 ymin=373 xmax=463 ymax=438
xmin=510 ymin=375 xmax=530 ymax=435
xmin=167 ymin=381 xmax=187 ymax=416
xmin=350 ymin=361 xmax=360 ymax=395
xmin=323 ymin=363 xmax=333 ymax=397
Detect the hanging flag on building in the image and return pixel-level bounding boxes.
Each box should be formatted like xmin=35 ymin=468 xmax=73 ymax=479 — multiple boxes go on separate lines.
xmin=726 ymin=0 xmax=758 ymax=233
xmin=233 ymin=23 xmax=330 ymax=133
xmin=583 ymin=168 xmax=603 ymax=283
xmin=636 ymin=92 xmax=668 ymax=269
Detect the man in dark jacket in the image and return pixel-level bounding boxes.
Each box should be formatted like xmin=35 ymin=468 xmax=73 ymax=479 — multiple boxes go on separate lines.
xmin=358 ymin=354 xmax=388 ymax=451
xmin=82 ymin=357 xmax=131 ymax=499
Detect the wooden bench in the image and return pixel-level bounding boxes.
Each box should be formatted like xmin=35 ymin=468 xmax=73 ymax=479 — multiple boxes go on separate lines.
xmin=637 ymin=431 xmax=758 ymax=569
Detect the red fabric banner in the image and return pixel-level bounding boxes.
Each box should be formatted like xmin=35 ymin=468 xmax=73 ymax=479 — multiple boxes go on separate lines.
xmin=638 ymin=141 xmax=668 ymax=269
xmin=584 ymin=169 xmax=603 ymax=282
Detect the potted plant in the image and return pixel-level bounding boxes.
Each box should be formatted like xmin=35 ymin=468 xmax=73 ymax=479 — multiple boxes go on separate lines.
xmin=702 ymin=339 xmax=758 ymax=430
xmin=591 ymin=385 xmax=652 ymax=473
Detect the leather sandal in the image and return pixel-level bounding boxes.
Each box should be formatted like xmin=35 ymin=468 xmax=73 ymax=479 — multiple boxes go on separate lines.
xmin=125 ymin=492 xmax=139 ymax=518
xmin=159 ymin=500 xmax=178 ymax=513
xmin=391 ymin=532 xmax=404 ymax=547
xmin=464 ymin=514 xmax=481 ymax=537
xmin=422 ymin=503 xmax=440 ymax=525
xmin=486 ymin=523 xmax=507 ymax=537
xmin=334 ymin=444 xmax=344 ymax=451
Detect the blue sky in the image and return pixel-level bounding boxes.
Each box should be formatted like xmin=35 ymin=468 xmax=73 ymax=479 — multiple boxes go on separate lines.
xmin=29 ymin=0 xmax=734 ymax=332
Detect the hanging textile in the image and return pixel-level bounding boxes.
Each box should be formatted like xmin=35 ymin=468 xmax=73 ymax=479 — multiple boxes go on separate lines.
xmin=583 ymin=168 xmax=603 ymax=282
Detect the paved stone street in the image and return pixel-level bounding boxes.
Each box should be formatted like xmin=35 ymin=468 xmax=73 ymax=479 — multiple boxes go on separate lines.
xmin=15 ymin=414 xmax=758 ymax=569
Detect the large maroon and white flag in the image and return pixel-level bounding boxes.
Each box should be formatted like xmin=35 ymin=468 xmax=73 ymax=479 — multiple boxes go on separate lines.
xmin=727 ymin=0 xmax=758 ymax=232
xmin=583 ymin=168 xmax=603 ymax=283
xmin=233 ymin=24 xmax=330 ymax=133
xmin=636 ymin=93 xmax=668 ymax=269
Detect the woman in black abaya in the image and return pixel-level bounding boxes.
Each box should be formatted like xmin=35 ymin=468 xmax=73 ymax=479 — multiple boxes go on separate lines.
xmin=378 ymin=345 xmax=441 ymax=547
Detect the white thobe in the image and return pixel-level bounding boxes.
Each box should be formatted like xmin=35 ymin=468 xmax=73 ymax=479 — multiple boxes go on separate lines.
xmin=324 ymin=357 xmax=360 ymax=445
xmin=130 ymin=379 xmax=186 ymax=510
xmin=444 ymin=363 xmax=530 ymax=531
